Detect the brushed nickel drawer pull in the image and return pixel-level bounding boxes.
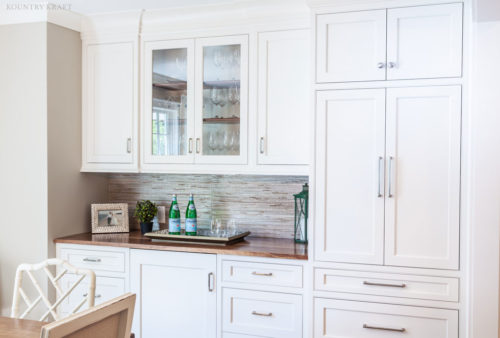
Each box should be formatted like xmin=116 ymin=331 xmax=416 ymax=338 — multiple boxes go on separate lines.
xmin=259 ymin=137 xmax=265 ymax=154
xmin=188 ymin=138 xmax=193 ymax=153
xmin=363 ymin=324 xmax=406 ymax=332
xmin=252 ymin=271 xmax=273 ymax=277
xmin=252 ymin=311 xmax=272 ymax=317
xmin=127 ymin=138 xmax=132 ymax=153
xmin=196 ymin=138 xmax=201 ymax=154
xmin=83 ymin=293 xmax=101 ymax=299
xmin=363 ymin=281 xmax=406 ymax=288
xmin=83 ymin=258 xmax=101 ymax=263
xmin=208 ymin=272 xmax=215 ymax=292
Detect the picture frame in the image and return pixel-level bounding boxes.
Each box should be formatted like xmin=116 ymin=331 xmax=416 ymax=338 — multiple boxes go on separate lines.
xmin=91 ymin=203 xmax=129 ymax=234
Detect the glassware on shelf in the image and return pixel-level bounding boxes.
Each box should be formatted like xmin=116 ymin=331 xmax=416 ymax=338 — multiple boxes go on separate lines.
xmin=175 ymin=56 xmax=187 ymax=71
xmin=228 ymin=80 xmax=240 ymax=105
xmin=227 ymin=219 xmax=237 ymax=236
xmin=223 ymin=130 xmax=231 ymax=151
xmin=208 ymin=131 xmax=217 ymax=153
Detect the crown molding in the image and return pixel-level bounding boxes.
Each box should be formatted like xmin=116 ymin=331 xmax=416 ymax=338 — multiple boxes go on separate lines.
xmin=80 ymin=10 xmax=142 ymax=41
xmin=0 ymin=2 xmax=81 ymax=31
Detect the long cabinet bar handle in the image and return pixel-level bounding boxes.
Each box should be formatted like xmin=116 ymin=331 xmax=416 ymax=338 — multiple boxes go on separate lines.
xmin=196 ymin=138 xmax=201 ymax=154
xmin=388 ymin=156 xmax=394 ymax=198
xmin=363 ymin=281 xmax=406 ymax=288
xmin=252 ymin=311 xmax=272 ymax=317
xmin=252 ymin=271 xmax=273 ymax=277
xmin=259 ymin=137 xmax=265 ymax=154
xmin=127 ymin=138 xmax=132 ymax=153
xmin=83 ymin=293 xmax=101 ymax=298
xmin=208 ymin=272 xmax=215 ymax=292
xmin=83 ymin=258 xmax=101 ymax=263
xmin=188 ymin=138 xmax=193 ymax=154
xmin=363 ymin=324 xmax=406 ymax=333
xmin=377 ymin=156 xmax=383 ymax=197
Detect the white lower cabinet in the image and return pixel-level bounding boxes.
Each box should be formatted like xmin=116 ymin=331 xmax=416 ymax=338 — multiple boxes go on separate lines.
xmin=222 ymin=289 xmax=302 ymax=338
xmin=130 ymin=249 xmax=217 ymax=338
xmin=314 ymin=298 xmax=458 ymax=338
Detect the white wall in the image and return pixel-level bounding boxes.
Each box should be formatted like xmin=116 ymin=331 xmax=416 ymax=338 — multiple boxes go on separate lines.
xmin=469 ymin=12 xmax=500 ymax=338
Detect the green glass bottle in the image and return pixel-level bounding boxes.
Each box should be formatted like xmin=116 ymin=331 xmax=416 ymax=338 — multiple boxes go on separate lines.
xmin=168 ymin=194 xmax=181 ymax=235
xmin=185 ymin=194 xmax=197 ymax=236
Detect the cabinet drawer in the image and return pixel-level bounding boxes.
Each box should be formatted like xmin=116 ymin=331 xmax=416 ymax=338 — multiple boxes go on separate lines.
xmin=223 ymin=289 xmax=302 ymax=338
xmin=222 ymin=260 xmax=302 ymax=288
xmin=59 ymin=248 xmax=126 ymax=273
xmin=314 ymin=298 xmax=458 ymax=338
xmin=59 ymin=275 xmax=125 ymax=315
xmin=315 ymin=268 xmax=459 ymax=302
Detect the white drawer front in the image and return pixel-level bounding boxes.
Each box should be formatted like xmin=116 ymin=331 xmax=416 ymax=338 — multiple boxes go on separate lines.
xmin=60 ymin=248 xmax=125 ymax=273
xmin=315 ymin=268 xmax=459 ymax=302
xmin=59 ymin=275 xmax=125 ymax=315
xmin=223 ymin=333 xmax=271 ymax=338
xmin=223 ymin=289 xmax=302 ymax=338
xmin=222 ymin=260 xmax=302 ymax=288
xmin=314 ymin=298 xmax=458 ymax=338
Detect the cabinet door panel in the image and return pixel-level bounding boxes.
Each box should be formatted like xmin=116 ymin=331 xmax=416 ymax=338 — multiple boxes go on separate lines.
xmin=257 ymin=30 xmax=310 ymax=165
xmin=385 ymin=86 xmax=461 ymax=269
xmin=316 ymin=10 xmax=386 ymax=82
xmin=130 ymin=250 xmax=216 ymax=338
xmin=387 ymin=3 xmax=463 ymax=80
xmin=84 ymin=42 xmax=137 ymax=165
xmin=315 ymin=89 xmax=385 ymax=264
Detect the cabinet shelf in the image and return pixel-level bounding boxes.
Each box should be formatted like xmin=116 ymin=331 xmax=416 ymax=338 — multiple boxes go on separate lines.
xmin=203 ymin=80 xmax=240 ymax=89
xmin=203 ymin=117 xmax=240 ymax=124
xmin=153 ymin=72 xmax=187 ymax=91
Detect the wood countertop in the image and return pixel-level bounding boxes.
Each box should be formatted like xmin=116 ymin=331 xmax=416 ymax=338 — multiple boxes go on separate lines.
xmin=0 ymin=317 xmax=43 ymax=338
xmin=54 ymin=231 xmax=308 ymax=260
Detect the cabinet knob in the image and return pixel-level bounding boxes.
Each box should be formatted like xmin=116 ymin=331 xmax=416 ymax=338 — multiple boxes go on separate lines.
xmin=377 ymin=62 xmax=386 ymax=69
xmin=388 ymin=62 xmax=397 ymax=69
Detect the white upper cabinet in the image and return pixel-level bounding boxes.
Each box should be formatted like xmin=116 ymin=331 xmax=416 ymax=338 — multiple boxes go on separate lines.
xmin=316 ymin=10 xmax=387 ymax=82
xmin=82 ymin=41 xmax=138 ymax=171
xmin=387 ymin=3 xmax=463 ymax=80
xmin=385 ymin=86 xmax=461 ymax=270
xmin=257 ymin=30 xmax=310 ymax=165
xmin=315 ymin=89 xmax=386 ymax=264
xmin=316 ymin=3 xmax=463 ymax=83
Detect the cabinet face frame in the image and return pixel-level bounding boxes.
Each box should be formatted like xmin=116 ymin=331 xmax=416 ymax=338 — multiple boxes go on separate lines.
xmin=141 ymin=39 xmax=196 ymax=165
xmin=194 ymin=35 xmax=249 ymax=165
xmin=314 ymin=89 xmax=386 ymax=265
xmin=257 ymin=29 xmax=310 ymax=165
xmin=82 ymin=39 xmax=139 ymax=171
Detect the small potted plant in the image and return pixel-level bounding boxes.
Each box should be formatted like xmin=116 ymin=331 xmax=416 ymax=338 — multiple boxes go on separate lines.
xmin=134 ymin=200 xmax=158 ymax=235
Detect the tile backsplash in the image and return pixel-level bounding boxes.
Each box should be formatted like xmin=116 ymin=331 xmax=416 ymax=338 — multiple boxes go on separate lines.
xmin=108 ymin=174 xmax=308 ymax=239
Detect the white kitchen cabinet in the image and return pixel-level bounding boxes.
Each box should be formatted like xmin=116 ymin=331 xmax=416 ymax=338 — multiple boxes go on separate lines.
xmin=257 ymin=30 xmax=310 ymax=165
xmin=316 ymin=3 xmax=463 ymax=82
xmin=315 ymin=86 xmax=461 ymax=269
xmin=82 ymin=40 xmax=139 ymax=172
xmin=130 ymin=249 xmax=217 ymax=338
xmin=315 ymin=89 xmax=386 ymax=265
xmin=316 ymin=10 xmax=387 ymax=82
xmin=314 ymin=298 xmax=458 ymax=338
xmin=387 ymin=3 xmax=463 ymax=80
xmin=385 ymin=86 xmax=461 ymax=270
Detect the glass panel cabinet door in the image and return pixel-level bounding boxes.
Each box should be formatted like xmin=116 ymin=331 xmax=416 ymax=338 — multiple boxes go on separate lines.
xmin=195 ymin=36 xmax=248 ymax=164
xmin=143 ymin=40 xmax=195 ymax=164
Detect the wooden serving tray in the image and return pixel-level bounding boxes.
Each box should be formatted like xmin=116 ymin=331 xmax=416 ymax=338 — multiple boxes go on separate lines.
xmin=144 ymin=229 xmax=251 ymax=245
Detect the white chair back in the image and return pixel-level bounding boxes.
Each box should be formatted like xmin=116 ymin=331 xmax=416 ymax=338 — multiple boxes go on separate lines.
xmin=40 ymin=293 xmax=136 ymax=338
xmin=11 ymin=258 xmax=96 ymax=321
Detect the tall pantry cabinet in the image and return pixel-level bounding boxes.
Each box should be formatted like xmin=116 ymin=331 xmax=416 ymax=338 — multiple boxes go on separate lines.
xmin=311 ymin=1 xmax=466 ymax=337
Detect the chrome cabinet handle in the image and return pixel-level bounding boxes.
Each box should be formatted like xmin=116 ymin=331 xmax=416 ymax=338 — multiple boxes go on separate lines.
xmin=388 ymin=156 xmax=394 ymax=198
xmin=83 ymin=293 xmax=101 ymax=298
xmin=259 ymin=137 xmax=265 ymax=154
xmin=208 ymin=272 xmax=215 ymax=292
xmin=377 ymin=62 xmax=386 ymax=69
xmin=363 ymin=324 xmax=406 ymax=333
xmin=377 ymin=156 xmax=383 ymax=197
xmin=127 ymin=138 xmax=132 ymax=153
xmin=252 ymin=271 xmax=273 ymax=277
xmin=196 ymin=138 xmax=201 ymax=154
xmin=252 ymin=311 xmax=272 ymax=317
xmin=83 ymin=258 xmax=101 ymax=263
xmin=363 ymin=281 xmax=406 ymax=288
xmin=188 ymin=138 xmax=193 ymax=154
xmin=388 ymin=62 xmax=397 ymax=69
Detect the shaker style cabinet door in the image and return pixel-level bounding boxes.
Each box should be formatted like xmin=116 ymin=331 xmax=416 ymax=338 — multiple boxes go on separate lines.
xmin=257 ymin=29 xmax=310 ymax=165
xmin=141 ymin=39 xmax=196 ymax=165
xmin=385 ymin=86 xmax=461 ymax=269
xmin=316 ymin=10 xmax=387 ymax=83
xmin=82 ymin=41 xmax=138 ymax=171
xmin=386 ymin=3 xmax=463 ymax=80
xmin=315 ymin=89 xmax=386 ymax=264
xmin=130 ymin=250 xmax=217 ymax=338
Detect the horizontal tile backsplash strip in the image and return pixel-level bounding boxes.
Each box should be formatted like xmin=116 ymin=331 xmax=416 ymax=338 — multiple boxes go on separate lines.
xmin=107 ymin=174 xmax=308 ymax=239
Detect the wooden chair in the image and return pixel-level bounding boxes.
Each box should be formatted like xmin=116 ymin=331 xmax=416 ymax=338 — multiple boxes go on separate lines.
xmin=40 ymin=293 xmax=136 ymax=338
xmin=11 ymin=258 xmax=96 ymax=321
